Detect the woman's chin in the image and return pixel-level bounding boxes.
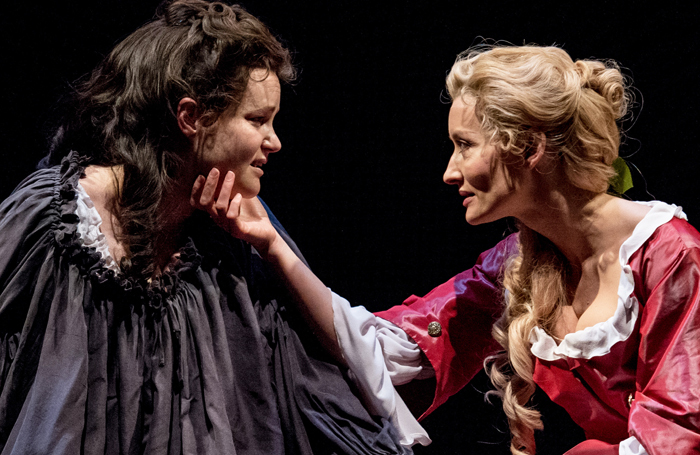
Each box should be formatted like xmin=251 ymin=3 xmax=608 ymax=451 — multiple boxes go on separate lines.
xmin=464 ymin=211 xmax=482 ymax=225
xmin=464 ymin=210 xmax=494 ymax=226
xmin=465 ymin=217 xmax=485 ymax=226
xmin=235 ymin=182 xmax=261 ymax=199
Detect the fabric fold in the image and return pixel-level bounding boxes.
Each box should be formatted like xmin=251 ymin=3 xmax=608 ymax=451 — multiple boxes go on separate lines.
xmin=332 ymin=292 xmax=431 ymax=447
xmin=0 ymin=152 xmax=409 ymax=455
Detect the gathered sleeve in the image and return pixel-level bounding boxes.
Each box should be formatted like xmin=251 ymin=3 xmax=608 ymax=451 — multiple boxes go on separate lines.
xmin=0 ymin=159 xmax=102 ymax=453
xmin=624 ymin=219 xmax=700 ymax=454
xmin=375 ymin=234 xmax=518 ymax=419
xmin=0 ymin=169 xmax=61 ymax=287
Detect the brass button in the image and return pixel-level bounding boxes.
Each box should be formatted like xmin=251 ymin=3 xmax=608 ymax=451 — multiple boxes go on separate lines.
xmin=428 ymin=321 xmax=442 ymax=337
xmin=627 ymin=392 xmax=635 ymax=408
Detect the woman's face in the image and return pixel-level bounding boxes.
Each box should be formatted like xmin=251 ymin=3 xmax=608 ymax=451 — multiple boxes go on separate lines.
xmin=198 ymin=68 xmax=282 ymax=198
xmin=444 ymin=96 xmax=522 ymax=225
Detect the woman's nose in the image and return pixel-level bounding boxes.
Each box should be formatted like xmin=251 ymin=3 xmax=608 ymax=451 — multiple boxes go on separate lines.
xmin=264 ymin=131 xmax=281 ymax=153
xmin=443 ymin=153 xmax=461 ymax=185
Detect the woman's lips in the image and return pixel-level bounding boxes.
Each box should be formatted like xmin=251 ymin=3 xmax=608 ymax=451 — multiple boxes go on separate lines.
xmin=251 ymin=159 xmax=266 ymax=176
xmin=460 ymin=192 xmax=474 ymax=207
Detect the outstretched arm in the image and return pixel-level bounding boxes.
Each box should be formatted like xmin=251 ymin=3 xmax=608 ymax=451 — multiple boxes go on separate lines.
xmin=190 ymin=168 xmax=345 ymax=363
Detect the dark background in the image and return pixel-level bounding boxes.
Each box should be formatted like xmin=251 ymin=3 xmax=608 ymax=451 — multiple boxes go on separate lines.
xmin=2 ymin=1 xmax=698 ymax=453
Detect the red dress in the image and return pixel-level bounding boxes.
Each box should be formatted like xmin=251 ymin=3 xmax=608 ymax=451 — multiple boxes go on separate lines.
xmin=376 ymin=202 xmax=700 ymax=454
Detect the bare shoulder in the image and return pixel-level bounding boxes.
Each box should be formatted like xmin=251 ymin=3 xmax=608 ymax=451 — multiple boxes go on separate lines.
xmin=79 ymin=165 xmax=126 ymax=261
xmin=79 ymin=165 xmax=121 ymax=205
xmin=615 ymin=198 xmax=651 ymax=225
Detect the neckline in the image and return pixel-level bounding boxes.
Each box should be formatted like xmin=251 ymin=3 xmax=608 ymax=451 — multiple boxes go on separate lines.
xmin=56 ymin=152 xmax=204 ymax=296
xmin=529 ymin=200 xmax=686 ymax=361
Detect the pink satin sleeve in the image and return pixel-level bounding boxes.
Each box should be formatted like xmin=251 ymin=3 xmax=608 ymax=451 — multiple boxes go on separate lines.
xmin=565 ymin=440 xmax=620 ymax=454
xmin=375 ymin=234 xmax=518 ymax=419
xmin=626 ymin=219 xmax=700 ymax=454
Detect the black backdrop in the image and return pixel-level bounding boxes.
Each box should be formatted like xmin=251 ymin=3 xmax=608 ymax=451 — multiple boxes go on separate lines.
xmin=2 ymin=1 xmax=698 ymax=453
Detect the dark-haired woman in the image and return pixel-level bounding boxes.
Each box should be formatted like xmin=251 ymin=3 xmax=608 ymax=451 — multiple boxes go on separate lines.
xmin=0 ymin=1 xmax=407 ymax=453
xmin=211 ymin=45 xmax=700 ymax=455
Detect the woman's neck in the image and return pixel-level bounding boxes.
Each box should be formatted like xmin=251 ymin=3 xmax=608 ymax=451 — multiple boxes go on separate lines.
xmin=80 ymin=164 xmax=197 ymax=274
xmin=153 ymin=179 xmax=198 ymax=268
xmin=518 ymin=186 xmax=646 ymax=269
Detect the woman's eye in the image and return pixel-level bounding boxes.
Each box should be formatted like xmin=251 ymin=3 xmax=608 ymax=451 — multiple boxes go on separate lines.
xmin=458 ymin=141 xmax=472 ymax=154
xmin=249 ymin=117 xmax=266 ymax=125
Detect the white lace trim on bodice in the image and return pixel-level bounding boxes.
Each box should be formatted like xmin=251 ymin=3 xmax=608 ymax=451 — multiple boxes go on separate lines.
xmin=75 ymin=182 xmax=120 ymax=272
xmin=529 ymin=201 xmax=686 ymax=361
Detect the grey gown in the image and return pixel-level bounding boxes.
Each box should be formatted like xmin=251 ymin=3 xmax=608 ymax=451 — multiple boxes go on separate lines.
xmin=0 ymin=152 xmax=408 ymax=455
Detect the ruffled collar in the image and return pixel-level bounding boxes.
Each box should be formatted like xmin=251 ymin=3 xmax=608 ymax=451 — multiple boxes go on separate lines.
xmin=54 ymin=151 xmax=205 ymax=301
xmin=530 ymin=201 xmax=687 ymax=361
xmin=75 ymin=181 xmax=120 ymax=272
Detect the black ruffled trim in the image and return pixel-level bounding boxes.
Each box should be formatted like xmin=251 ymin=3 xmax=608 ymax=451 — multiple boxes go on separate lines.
xmin=52 ymin=152 xmax=104 ymax=272
xmin=51 ymin=151 xmax=205 ymax=308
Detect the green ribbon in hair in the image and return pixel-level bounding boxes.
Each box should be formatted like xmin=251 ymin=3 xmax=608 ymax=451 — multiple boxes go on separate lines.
xmin=609 ymin=157 xmax=634 ymax=195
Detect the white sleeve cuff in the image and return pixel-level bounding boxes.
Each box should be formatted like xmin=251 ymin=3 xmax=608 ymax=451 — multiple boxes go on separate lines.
xmin=331 ymin=291 xmax=431 ymax=447
xmin=619 ymin=436 xmax=648 ymax=455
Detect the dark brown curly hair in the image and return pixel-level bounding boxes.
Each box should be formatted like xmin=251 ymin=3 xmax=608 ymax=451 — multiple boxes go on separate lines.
xmin=46 ymin=0 xmax=296 ymax=278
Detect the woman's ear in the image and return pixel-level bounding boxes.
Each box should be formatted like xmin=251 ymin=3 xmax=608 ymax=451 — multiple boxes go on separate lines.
xmin=177 ymin=97 xmax=199 ymax=138
xmin=526 ymin=133 xmax=547 ymax=169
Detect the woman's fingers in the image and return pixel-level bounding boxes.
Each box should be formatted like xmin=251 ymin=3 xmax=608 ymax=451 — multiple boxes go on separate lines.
xmin=190 ymin=175 xmax=206 ymax=207
xmin=190 ymin=168 xmax=249 ymax=233
xmin=199 ymin=168 xmax=220 ymax=211
xmin=227 ymin=192 xmax=243 ymax=220
xmin=189 ymin=177 xmax=272 ymax=248
xmin=216 ymin=171 xmax=235 ymax=213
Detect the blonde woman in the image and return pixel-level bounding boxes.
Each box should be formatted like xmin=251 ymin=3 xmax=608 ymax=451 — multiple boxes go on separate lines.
xmin=196 ymin=45 xmax=700 ymax=455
